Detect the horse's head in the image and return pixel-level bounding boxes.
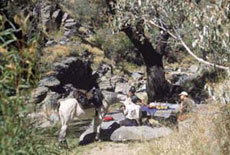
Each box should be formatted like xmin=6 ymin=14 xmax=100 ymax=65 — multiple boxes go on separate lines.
xmin=87 ymin=87 xmax=104 ymax=108
xmin=73 ymin=90 xmax=91 ymax=108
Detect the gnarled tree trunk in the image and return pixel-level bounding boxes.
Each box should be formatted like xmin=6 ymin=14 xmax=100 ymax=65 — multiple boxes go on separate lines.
xmin=122 ymin=24 xmax=171 ymax=103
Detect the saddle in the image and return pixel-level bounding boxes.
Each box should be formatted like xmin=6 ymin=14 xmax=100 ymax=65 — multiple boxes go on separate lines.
xmin=73 ymin=88 xmax=103 ymax=109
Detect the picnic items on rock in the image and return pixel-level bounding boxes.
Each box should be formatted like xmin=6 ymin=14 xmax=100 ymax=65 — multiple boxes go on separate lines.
xmin=148 ymin=102 xmax=169 ymax=110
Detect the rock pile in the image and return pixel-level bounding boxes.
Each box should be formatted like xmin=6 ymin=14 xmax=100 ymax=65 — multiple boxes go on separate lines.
xmin=33 ymin=0 xmax=91 ymax=45
xmin=31 ymin=57 xmax=97 ymax=111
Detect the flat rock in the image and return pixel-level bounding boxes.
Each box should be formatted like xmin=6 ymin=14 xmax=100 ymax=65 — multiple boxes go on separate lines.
xmin=79 ymin=127 xmax=96 ymax=145
xmin=101 ymin=111 xmax=125 ymax=130
xmin=39 ymin=76 xmax=60 ymax=87
xmin=45 ymin=40 xmax=56 ymax=46
xmin=99 ymin=78 xmax=114 ymax=91
xmin=110 ymin=126 xmax=173 ymax=142
xmin=115 ymin=82 xmax=130 ymax=95
xmin=79 ymin=122 xmax=121 ymax=145
xmin=41 ymin=92 xmax=61 ymax=110
xmin=52 ymin=9 xmax=61 ymax=19
xmin=79 ymin=111 xmax=124 ymax=144
xmin=189 ymin=65 xmax=199 ymax=73
xmin=62 ymin=13 xmax=68 ymax=23
xmin=131 ymin=72 xmax=144 ymax=80
xmin=65 ymin=18 xmax=75 ymax=23
xmin=64 ymin=22 xmax=76 ymax=28
xmin=31 ymin=86 xmax=49 ymax=103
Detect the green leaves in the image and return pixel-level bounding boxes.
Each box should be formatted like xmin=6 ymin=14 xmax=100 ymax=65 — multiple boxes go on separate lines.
xmin=0 ymin=7 xmax=58 ymax=155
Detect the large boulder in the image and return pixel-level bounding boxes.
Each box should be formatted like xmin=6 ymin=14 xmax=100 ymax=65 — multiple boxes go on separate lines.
xmin=33 ymin=57 xmax=97 ymax=110
xmin=79 ymin=127 xmax=96 ymax=145
xmin=38 ymin=76 xmax=60 ymax=88
xmin=53 ymin=57 xmax=96 ymax=90
xmin=40 ymin=91 xmax=61 ymax=110
xmin=131 ymin=72 xmax=144 ymax=81
xmin=110 ymin=126 xmax=173 ymax=142
xmin=39 ymin=0 xmax=62 ymax=32
xmin=79 ymin=111 xmax=124 ymax=144
xmin=31 ymin=86 xmax=49 ymax=104
xmin=98 ymin=77 xmax=114 ymax=91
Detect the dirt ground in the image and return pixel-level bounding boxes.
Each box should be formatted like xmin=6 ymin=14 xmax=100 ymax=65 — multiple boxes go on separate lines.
xmin=82 ymin=142 xmax=143 ymax=155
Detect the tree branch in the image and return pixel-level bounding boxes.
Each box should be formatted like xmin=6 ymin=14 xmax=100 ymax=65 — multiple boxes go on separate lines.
xmin=177 ymin=33 xmax=230 ymax=71
xmin=148 ymin=20 xmax=230 ymax=71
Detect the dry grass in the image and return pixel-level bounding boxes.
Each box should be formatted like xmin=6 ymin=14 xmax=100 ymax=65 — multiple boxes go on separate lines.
xmin=119 ymin=62 xmax=145 ymax=73
xmin=42 ymin=45 xmax=72 ymax=63
xmin=80 ymin=44 xmax=110 ymax=65
xmin=81 ymin=44 xmax=104 ymax=55
xmin=139 ymin=105 xmax=219 ymax=155
xmin=205 ymin=78 xmax=230 ymax=104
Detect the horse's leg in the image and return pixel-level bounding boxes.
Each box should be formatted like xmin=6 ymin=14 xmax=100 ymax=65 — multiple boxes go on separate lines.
xmin=58 ymin=110 xmax=68 ymax=147
xmin=58 ymin=105 xmax=75 ymax=148
xmin=93 ymin=100 xmax=110 ymax=141
xmin=93 ymin=111 xmax=101 ymax=141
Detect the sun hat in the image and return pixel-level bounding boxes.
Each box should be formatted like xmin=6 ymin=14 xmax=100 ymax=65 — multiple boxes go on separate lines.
xmin=179 ymin=91 xmax=188 ymax=96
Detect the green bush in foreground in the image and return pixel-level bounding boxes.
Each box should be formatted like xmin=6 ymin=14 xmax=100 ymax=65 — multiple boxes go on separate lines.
xmin=0 ymin=8 xmax=59 ymax=154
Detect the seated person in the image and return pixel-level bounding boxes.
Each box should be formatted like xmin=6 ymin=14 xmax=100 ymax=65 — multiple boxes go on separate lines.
xmin=127 ymin=86 xmax=145 ymax=105
xmin=179 ymin=91 xmax=195 ymax=113
xmin=120 ymin=95 xmax=142 ymax=126
xmin=178 ymin=91 xmax=196 ymax=121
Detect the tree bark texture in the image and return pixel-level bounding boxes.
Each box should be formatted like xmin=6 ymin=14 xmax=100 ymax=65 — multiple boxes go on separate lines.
xmin=122 ymin=25 xmax=171 ymax=103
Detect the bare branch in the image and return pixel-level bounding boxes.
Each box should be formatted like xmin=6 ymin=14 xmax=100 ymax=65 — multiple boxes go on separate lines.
xmin=176 ymin=31 xmax=230 ymax=71
xmin=148 ymin=20 xmax=230 ymax=71
xmin=148 ymin=20 xmax=177 ymax=39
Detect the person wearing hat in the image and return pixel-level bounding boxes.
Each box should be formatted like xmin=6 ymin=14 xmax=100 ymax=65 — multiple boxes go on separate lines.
xmin=120 ymin=86 xmax=144 ymax=111
xmin=128 ymin=86 xmax=144 ymax=105
xmin=120 ymin=95 xmax=142 ymax=126
xmin=119 ymin=86 xmax=143 ymax=126
xmin=178 ymin=91 xmax=195 ymax=120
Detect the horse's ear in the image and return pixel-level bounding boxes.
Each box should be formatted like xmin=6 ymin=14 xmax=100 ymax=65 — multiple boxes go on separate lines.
xmin=73 ymin=91 xmax=78 ymax=98
xmin=86 ymin=90 xmax=93 ymax=99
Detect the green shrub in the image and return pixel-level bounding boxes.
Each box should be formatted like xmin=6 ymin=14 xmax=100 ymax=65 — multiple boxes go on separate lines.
xmin=0 ymin=8 xmax=59 ymax=154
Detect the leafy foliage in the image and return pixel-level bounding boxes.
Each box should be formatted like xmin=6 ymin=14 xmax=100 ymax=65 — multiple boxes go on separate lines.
xmin=0 ymin=3 xmax=59 ymax=154
xmin=112 ymin=0 xmax=230 ymax=67
xmin=60 ymin=0 xmax=107 ymax=27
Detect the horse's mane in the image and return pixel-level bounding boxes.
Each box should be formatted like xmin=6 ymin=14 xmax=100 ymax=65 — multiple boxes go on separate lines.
xmin=73 ymin=88 xmax=104 ymax=109
xmin=73 ymin=89 xmax=87 ymax=99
